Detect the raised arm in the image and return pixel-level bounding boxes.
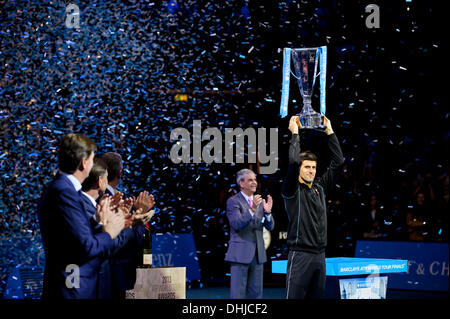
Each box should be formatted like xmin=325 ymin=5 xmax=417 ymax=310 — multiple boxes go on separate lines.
xmin=281 ymin=116 xmax=302 ymax=198
xmin=317 ymin=117 xmax=345 ymax=195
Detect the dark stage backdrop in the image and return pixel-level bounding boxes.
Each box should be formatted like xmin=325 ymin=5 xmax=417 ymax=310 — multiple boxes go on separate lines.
xmin=0 ymin=0 xmax=447 ymax=297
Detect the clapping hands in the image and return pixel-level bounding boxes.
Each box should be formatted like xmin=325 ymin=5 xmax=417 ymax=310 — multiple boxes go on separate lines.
xmin=132 ymin=208 xmax=155 ymax=227
xmin=263 ymin=195 xmax=273 ymax=214
xmin=97 ymin=190 xmax=156 ymax=232
xmin=132 ymin=191 xmax=155 ymax=226
xmin=97 ymin=197 xmax=125 ymax=239
xmin=252 ymin=194 xmax=273 ymax=215
xmin=134 ymin=191 xmax=155 ymax=213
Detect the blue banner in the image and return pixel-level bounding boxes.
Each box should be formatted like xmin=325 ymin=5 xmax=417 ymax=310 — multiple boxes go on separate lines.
xmin=326 ymin=257 xmax=407 ymax=276
xmin=279 ymin=48 xmax=291 ymax=118
xmin=355 ymin=240 xmax=449 ymax=291
xmin=318 ymin=46 xmax=327 ymax=115
xmin=272 ymin=257 xmax=407 ymax=277
xmin=152 ymin=233 xmax=202 ymax=282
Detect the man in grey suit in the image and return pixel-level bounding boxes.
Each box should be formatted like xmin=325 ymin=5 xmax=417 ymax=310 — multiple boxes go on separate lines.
xmin=225 ymin=168 xmax=274 ymax=299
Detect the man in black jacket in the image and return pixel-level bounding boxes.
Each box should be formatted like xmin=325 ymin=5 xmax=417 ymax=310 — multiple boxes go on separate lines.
xmin=282 ymin=116 xmax=344 ymax=299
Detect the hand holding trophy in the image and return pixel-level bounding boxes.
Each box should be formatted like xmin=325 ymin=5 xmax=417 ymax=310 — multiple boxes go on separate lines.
xmin=288 ymin=116 xmax=301 ymax=135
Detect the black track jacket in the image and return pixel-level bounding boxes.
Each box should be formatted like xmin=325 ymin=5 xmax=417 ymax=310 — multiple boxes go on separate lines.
xmin=281 ymin=133 xmax=344 ymax=253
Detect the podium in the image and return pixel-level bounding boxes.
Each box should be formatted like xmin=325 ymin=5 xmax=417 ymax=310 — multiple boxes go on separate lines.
xmin=126 ymin=267 xmax=186 ymax=299
xmin=272 ymin=257 xmax=408 ymax=299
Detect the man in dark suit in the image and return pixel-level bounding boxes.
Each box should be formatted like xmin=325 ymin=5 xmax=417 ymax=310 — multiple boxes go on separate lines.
xmin=37 ymin=133 xmax=125 ymax=299
xmin=99 ymin=152 xmax=155 ymax=299
xmin=80 ymin=157 xmax=153 ymax=298
xmin=225 ymin=168 xmax=274 ymax=299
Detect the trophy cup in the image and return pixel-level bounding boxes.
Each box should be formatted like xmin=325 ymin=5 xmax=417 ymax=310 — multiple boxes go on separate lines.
xmin=280 ymin=46 xmax=327 ymax=130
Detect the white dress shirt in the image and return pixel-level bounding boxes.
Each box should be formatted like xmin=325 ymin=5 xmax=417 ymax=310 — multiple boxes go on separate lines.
xmin=240 ymin=191 xmax=255 ymax=217
xmin=60 ymin=170 xmax=82 ymax=192
xmin=82 ymin=191 xmax=97 ymax=208
xmin=106 ymin=184 xmax=115 ymax=195
xmin=81 ymin=192 xmax=102 ymax=225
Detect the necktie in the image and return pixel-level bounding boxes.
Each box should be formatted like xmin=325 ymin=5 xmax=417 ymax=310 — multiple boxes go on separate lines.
xmin=248 ymin=198 xmax=253 ymax=208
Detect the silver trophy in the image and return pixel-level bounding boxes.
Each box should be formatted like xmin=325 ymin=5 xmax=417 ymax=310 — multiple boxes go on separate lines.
xmin=291 ymin=48 xmax=325 ymax=130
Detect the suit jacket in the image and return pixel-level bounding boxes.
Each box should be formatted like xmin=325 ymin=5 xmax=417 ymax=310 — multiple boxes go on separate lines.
xmin=80 ymin=194 xmax=138 ymax=298
xmin=102 ymin=188 xmax=145 ymax=293
xmin=225 ymin=193 xmax=275 ymax=264
xmin=37 ymin=173 xmax=114 ymax=299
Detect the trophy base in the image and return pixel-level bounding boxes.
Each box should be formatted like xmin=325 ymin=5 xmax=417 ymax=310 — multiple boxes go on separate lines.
xmin=297 ymin=113 xmax=326 ymax=131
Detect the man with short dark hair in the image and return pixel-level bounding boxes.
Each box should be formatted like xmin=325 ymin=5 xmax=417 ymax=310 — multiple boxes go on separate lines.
xmin=37 ymin=133 xmax=126 ymax=299
xmin=99 ymin=152 xmax=123 ymax=196
xmin=282 ymin=116 xmax=344 ymax=299
xmin=81 ymin=158 xmax=109 ymax=198
xmin=99 ymin=151 xmax=155 ymax=299
xmin=225 ymin=168 xmax=274 ymax=299
xmin=80 ymin=158 xmax=152 ymax=298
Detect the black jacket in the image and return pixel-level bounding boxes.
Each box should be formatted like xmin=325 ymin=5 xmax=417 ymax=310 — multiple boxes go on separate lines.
xmin=281 ymin=133 xmax=344 ymax=253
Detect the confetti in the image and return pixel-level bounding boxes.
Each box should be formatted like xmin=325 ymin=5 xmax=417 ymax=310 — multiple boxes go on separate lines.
xmin=0 ymin=1 xmax=446 ymax=298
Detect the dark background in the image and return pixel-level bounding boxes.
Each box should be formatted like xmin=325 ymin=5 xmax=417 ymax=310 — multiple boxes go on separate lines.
xmin=0 ymin=0 xmax=447 ymax=295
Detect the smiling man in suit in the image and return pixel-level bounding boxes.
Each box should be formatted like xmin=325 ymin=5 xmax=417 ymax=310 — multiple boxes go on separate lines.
xmin=225 ymin=168 xmax=275 ymax=299
xmin=99 ymin=151 xmax=155 ymax=299
xmin=80 ymin=157 xmax=152 ymax=298
xmin=37 ymin=133 xmax=125 ymax=299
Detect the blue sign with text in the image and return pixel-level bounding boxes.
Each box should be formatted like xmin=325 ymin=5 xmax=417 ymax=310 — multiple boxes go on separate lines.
xmin=272 ymin=258 xmax=407 ymax=277
xmin=355 ymin=240 xmax=449 ymax=291
xmin=326 ymin=258 xmax=407 ymax=276
xmin=152 ymin=233 xmax=201 ymax=282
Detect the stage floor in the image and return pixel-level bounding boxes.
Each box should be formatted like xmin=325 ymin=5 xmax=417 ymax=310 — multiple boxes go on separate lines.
xmin=185 ymin=286 xmax=448 ymax=299
xmin=186 ymin=287 xmax=285 ymax=299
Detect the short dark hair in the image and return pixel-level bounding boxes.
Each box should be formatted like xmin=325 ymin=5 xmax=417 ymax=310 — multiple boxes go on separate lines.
xmin=82 ymin=158 xmax=107 ymax=192
xmin=58 ymin=133 xmax=96 ymax=174
xmin=299 ymin=151 xmax=317 ymax=167
xmin=99 ymin=152 xmax=123 ymax=182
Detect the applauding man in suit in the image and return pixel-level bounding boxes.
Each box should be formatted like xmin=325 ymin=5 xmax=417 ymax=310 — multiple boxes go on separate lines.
xmin=99 ymin=151 xmax=155 ymax=299
xmin=225 ymin=169 xmax=275 ymax=299
xmin=81 ymin=158 xmax=152 ymax=298
xmin=37 ymin=133 xmax=125 ymax=299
